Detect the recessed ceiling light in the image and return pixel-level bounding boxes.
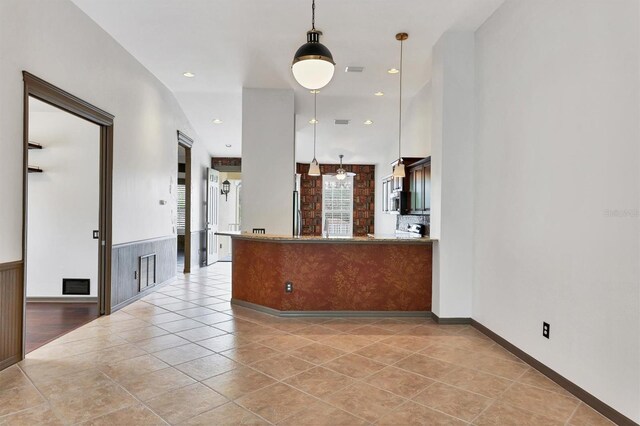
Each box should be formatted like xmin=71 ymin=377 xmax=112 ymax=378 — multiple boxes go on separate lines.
xmin=387 ymin=68 xmax=400 ymax=74
xmin=225 ymin=144 xmax=232 ymax=148
xmin=364 ymin=120 xmax=373 ymax=125
xmin=310 ymin=90 xmax=321 ymax=94
xmin=309 ymin=118 xmax=318 ymax=124
xmin=374 ymin=91 xmax=384 ymax=96
xmin=212 ymin=119 xmax=223 ymax=124
xmin=183 ymin=72 xmax=195 ymax=78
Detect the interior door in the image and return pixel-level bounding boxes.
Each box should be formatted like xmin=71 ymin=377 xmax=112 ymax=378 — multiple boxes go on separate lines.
xmin=206 ymin=168 xmax=219 ymax=265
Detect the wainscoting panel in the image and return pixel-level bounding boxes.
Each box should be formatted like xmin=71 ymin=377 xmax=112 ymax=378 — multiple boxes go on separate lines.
xmin=111 ymin=236 xmax=176 ymax=310
xmin=0 ymin=261 xmax=24 ymax=370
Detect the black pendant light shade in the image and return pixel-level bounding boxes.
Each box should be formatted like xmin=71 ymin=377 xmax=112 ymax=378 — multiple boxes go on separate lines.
xmin=292 ymin=0 xmax=335 ymax=90
xmin=293 ymin=30 xmax=335 ymax=64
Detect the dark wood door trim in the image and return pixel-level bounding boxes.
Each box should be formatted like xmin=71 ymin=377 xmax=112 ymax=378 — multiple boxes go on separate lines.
xmin=177 ymin=130 xmax=193 ymax=148
xmin=21 ymin=71 xmax=114 ymax=364
xmin=177 ymin=131 xmax=193 ymax=273
xmin=23 ymin=72 xmax=114 ymax=125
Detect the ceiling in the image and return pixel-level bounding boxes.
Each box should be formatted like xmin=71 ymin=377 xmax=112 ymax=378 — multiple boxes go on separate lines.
xmin=71 ymin=0 xmax=504 ymax=162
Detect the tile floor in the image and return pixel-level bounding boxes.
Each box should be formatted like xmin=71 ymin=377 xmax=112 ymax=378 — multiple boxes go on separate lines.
xmin=0 ymin=263 xmax=615 ymax=425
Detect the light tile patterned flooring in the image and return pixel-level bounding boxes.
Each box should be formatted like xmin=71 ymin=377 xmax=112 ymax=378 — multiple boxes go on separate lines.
xmin=0 ymin=263 xmax=615 ymax=425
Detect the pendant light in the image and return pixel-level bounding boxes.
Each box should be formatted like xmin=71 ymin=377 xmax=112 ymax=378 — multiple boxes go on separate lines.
xmin=292 ymin=0 xmax=335 ymax=90
xmin=308 ymin=92 xmax=321 ymax=176
xmin=392 ymin=32 xmax=408 ymax=178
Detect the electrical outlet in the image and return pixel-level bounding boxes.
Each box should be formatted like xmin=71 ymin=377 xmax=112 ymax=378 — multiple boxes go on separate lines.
xmin=542 ymin=322 xmax=550 ymax=339
xmin=285 ymin=281 xmax=293 ymax=293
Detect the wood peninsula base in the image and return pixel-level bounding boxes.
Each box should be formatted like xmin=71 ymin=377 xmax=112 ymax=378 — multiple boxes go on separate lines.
xmin=227 ymin=234 xmax=434 ymax=313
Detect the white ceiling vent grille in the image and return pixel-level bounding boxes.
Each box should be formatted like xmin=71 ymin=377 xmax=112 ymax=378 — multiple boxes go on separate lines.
xmin=334 ymin=119 xmax=350 ymax=125
xmin=345 ymin=66 xmax=364 ymax=73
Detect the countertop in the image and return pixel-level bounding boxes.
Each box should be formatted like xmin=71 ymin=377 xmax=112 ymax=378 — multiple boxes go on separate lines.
xmin=215 ymin=231 xmax=435 ymax=244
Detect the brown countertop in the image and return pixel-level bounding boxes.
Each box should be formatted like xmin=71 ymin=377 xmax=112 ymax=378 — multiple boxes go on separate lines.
xmin=215 ymin=231 xmax=435 ymax=244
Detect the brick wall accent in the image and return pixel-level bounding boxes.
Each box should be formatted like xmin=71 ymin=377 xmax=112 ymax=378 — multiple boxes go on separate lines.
xmin=296 ymin=163 xmax=375 ymax=236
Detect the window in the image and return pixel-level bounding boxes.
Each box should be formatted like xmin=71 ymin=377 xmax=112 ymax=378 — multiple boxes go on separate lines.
xmin=322 ymin=175 xmax=354 ymax=237
xmin=177 ymin=184 xmax=186 ymax=233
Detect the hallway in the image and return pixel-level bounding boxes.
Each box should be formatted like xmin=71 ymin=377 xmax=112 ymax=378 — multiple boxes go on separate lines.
xmin=0 ymin=263 xmax=612 ymax=425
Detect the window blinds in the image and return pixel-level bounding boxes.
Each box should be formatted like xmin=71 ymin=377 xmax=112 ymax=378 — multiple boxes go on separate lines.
xmin=177 ymin=184 xmax=186 ymax=232
xmin=322 ymin=175 xmax=354 ymax=237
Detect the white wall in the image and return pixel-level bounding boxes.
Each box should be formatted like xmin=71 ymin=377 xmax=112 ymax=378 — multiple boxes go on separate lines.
xmin=430 ymin=32 xmax=476 ymax=318
xmin=241 ymin=88 xmax=294 ymax=235
xmin=402 ymin=82 xmax=433 ymax=158
xmin=473 ymin=0 xmax=639 ymax=421
xmin=0 ymin=0 xmax=212 ymax=265
xmin=27 ymin=100 xmax=100 ymax=297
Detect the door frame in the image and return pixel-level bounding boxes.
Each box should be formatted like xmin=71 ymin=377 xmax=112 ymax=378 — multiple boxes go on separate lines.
xmin=206 ymin=168 xmax=220 ymax=265
xmin=21 ymin=72 xmax=114 ymax=358
xmin=177 ymin=131 xmax=193 ymax=273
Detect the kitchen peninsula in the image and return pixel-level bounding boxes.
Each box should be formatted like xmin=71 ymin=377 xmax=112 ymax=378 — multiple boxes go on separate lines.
xmin=218 ymin=232 xmax=434 ymax=314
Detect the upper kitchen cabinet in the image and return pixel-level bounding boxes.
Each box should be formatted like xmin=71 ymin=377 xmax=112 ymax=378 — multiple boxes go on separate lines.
xmin=408 ymin=157 xmax=431 ymax=214
xmin=382 ymin=157 xmax=428 ymax=215
xmin=382 ymin=174 xmax=408 ymax=215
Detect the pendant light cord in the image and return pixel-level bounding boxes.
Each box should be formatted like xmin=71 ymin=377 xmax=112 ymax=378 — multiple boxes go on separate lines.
xmin=313 ymin=92 xmax=317 ymax=159
xmin=398 ymin=38 xmax=403 ymax=161
xmin=311 ymin=0 xmax=316 ymax=30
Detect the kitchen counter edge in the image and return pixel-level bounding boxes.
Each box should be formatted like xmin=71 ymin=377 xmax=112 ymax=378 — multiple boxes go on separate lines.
xmin=216 ymin=231 xmax=436 ymax=244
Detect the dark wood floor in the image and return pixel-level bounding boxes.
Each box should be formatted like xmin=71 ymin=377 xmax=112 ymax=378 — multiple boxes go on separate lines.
xmin=25 ymin=302 xmax=98 ymax=353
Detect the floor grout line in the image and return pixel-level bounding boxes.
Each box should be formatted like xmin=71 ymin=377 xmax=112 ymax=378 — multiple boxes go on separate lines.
xmin=6 ymin=264 xmax=591 ymax=425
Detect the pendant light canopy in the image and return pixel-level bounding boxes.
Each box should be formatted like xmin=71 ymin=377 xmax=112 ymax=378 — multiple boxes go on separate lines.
xmin=392 ymin=32 xmax=408 ymax=178
xmin=308 ymin=92 xmax=321 ymax=176
xmin=292 ymin=0 xmax=335 ymax=90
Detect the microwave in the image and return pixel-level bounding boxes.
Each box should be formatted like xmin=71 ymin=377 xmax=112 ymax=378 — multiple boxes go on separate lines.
xmin=389 ymin=192 xmax=408 ymax=214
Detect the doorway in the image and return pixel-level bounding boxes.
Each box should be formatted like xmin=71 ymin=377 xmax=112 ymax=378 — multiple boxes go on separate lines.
xmin=25 ymin=97 xmax=101 ymax=352
xmin=217 ymin=172 xmax=242 ymax=261
xmin=206 ymin=168 xmax=220 ymax=265
xmin=177 ymin=131 xmax=193 ymax=273
xmin=13 ymin=72 xmax=114 ymax=365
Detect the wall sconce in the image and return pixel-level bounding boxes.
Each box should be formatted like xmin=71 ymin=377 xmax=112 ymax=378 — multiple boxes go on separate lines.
xmin=221 ymin=179 xmax=231 ymax=201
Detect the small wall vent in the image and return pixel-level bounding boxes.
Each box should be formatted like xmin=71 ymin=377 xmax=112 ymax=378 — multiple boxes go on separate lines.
xmin=62 ymin=278 xmax=90 ymax=295
xmin=345 ymin=66 xmax=364 ymax=73
xmin=334 ymin=119 xmax=350 ymax=125
xmin=139 ymin=253 xmax=157 ymax=291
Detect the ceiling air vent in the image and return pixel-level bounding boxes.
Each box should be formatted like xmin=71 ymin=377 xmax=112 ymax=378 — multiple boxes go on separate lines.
xmin=345 ymin=66 xmax=364 ymax=73
xmin=334 ymin=119 xmax=350 ymax=125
